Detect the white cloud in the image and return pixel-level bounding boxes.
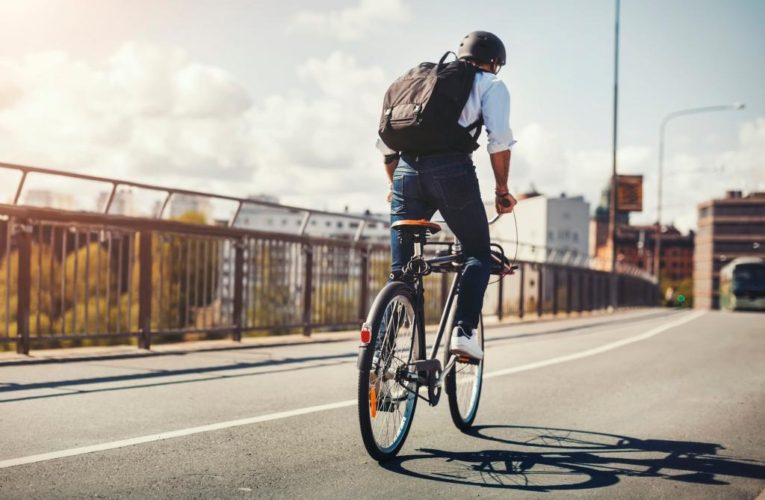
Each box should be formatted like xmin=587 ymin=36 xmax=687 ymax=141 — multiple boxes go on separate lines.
xmin=503 ymin=122 xmax=651 ymax=214
xmin=718 ymin=117 xmax=765 ymax=187
xmin=289 ymin=0 xmax=411 ymax=41
xmin=0 ymin=42 xmax=255 ymax=199
xmin=0 ymin=43 xmax=394 ymax=215
xmin=249 ymin=51 xmax=390 ymax=209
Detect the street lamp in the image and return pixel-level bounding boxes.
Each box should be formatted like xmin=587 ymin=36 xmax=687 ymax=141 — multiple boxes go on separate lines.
xmin=654 ymin=103 xmax=745 ymax=278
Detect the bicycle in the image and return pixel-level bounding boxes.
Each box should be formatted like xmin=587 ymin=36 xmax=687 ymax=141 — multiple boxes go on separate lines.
xmin=356 ymin=214 xmax=515 ymax=461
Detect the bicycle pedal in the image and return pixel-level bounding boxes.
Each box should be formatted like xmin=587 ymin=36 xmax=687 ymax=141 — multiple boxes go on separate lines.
xmin=456 ymin=356 xmax=480 ymax=365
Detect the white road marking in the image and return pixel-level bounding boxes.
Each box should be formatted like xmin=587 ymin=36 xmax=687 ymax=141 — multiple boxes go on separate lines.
xmin=484 ymin=310 xmax=706 ymax=379
xmin=0 ymin=310 xmax=705 ymax=470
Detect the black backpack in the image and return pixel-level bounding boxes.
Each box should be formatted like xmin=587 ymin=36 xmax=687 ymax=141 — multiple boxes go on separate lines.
xmin=378 ymin=52 xmax=483 ymax=155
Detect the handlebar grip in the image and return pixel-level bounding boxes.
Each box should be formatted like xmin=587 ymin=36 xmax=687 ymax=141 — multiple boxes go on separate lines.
xmin=499 ymin=197 xmax=512 ymax=208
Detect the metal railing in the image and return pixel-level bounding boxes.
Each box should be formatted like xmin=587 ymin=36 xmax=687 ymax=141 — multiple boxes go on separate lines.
xmin=1 ymin=203 xmax=659 ymax=355
xmin=0 ymin=162 xmax=660 ymax=354
xmin=0 ymin=161 xmax=388 ymax=238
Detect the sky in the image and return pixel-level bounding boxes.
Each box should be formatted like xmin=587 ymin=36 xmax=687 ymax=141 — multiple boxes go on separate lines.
xmin=0 ymin=0 xmax=763 ymax=231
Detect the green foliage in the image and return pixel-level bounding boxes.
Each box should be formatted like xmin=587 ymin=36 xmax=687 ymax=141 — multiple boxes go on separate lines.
xmin=660 ymin=276 xmax=693 ymax=307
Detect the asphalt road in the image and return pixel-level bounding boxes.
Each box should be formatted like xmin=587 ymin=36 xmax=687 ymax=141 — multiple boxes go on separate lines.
xmin=0 ymin=308 xmax=763 ymax=499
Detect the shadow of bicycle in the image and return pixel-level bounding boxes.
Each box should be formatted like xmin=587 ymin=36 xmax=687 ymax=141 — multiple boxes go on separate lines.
xmin=380 ymin=425 xmax=765 ymax=492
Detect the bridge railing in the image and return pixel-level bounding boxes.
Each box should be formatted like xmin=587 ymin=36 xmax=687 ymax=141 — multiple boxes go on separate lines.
xmin=1 ymin=203 xmax=659 ymax=355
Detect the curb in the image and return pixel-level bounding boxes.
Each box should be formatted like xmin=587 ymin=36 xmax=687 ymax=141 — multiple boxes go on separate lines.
xmin=0 ymin=307 xmax=665 ymax=366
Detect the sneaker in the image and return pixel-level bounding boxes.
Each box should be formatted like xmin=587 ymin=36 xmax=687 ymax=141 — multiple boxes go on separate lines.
xmin=449 ymin=325 xmax=483 ymax=360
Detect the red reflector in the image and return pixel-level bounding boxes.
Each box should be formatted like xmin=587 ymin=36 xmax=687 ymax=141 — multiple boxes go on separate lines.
xmin=360 ymin=326 xmax=372 ymax=344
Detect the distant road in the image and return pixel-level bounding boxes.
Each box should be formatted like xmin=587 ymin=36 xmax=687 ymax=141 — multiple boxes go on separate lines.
xmin=1 ymin=309 xmax=764 ymax=499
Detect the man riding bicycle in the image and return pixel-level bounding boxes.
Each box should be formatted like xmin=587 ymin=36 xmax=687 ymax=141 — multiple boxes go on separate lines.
xmin=376 ymin=31 xmax=517 ymax=361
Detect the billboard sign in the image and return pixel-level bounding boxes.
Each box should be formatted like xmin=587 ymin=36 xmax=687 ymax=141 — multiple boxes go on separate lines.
xmin=617 ymin=175 xmax=643 ymax=212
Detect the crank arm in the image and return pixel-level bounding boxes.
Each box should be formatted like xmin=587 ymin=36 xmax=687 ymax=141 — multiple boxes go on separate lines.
xmin=436 ymin=355 xmax=457 ymax=388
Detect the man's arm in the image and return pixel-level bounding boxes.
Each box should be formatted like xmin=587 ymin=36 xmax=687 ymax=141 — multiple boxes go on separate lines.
xmin=480 ymin=75 xmax=517 ymax=214
xmin=490 ymin=149 xmax=517 ymax=214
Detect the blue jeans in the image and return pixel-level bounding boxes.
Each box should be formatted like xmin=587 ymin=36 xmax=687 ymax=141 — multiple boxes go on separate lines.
xmin=390 ymin=153 xmax=491 ymax=330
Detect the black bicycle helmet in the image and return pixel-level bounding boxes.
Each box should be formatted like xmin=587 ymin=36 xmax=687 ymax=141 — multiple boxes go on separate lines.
xmin=457 ymin=31 xmax=506 ymax=66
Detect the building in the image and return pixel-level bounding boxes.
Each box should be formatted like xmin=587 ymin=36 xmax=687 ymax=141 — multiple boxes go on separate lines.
xmin=218 ymin=195 xmax=398 ymax=321
xmin=489 ymin=192 xmax=590 ymax=266
xmin=233 ymin=195 xmax=393 ymax=242
xmin=612 ymin=225 xmax=694 ymax=282
xmin=96 ymin=190 xmax=136 ymax=216
xmin=694 ymin=190 xmax=765 ymax=309
xmin=589 ymin=182 xmax=629 ymax=269
xmin=588 ymin=181 xmax=694 ymax=280
xmin=21 ymin=189 xmax=78 ymax=211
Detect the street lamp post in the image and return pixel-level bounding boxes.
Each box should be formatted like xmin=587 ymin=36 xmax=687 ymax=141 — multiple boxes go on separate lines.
xmin=654 ymin=103 xmax=745 ymax=278
xmin=609 ymin=0 xmax=620 ymax=308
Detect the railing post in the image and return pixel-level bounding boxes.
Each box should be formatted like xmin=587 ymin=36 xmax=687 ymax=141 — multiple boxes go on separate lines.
xmin=518 ymin=263 xmax=525 ymax=319
xmin=577 ymin=271 xmax=584 ymax=313
xmin=552 ymin=267 xmax=559 ymax=316
xmin=15 ymin=221 xmax=31 ymax=355
xmin=302 ymin=244 xmax=313 ymax=336
xmin=232 ymin=239 xmax=244 ymax=342
xmin=566 ymin=269 xmax=572 ymax=315
xmin=138 ymin=231 xmax=153 ymax=350
xmin=537 ymin=265 xmax=544 ymax=317
xmin=358 ymin=248 xmax=369 ymax=321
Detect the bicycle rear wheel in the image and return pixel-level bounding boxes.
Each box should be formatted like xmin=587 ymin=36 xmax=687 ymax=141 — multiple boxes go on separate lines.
xmin=357 ymin=282 xmax=421 ymax=461
xmin=445 ymin=314 xmax=484 ymax=430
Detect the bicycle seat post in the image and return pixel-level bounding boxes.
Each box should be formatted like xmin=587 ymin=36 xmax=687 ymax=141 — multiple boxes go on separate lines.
xmin=413 ymin=231 xmax=426 ymax=258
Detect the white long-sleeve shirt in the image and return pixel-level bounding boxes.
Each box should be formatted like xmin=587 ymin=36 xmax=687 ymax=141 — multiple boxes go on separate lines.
xmin=377 ymin=70 xmax=516 ymax=155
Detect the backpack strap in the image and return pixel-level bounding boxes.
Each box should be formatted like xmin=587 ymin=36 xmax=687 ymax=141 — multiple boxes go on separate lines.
xmin=437 ymin=51 xmax=457 ymax=71
xmin=466 ymin=116 xmax=484 ymax=140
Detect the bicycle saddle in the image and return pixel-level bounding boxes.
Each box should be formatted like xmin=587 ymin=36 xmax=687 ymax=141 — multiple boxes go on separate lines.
xmin=391 ymin=219 xmax=441 ymax=235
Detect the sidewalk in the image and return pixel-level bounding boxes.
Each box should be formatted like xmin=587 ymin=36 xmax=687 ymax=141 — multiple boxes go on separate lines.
xmin=0 ymin=307 xmax=638 ymax=365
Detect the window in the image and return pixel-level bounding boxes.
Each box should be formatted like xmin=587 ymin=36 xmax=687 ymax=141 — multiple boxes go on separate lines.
xmin=349 ymin=222 xmax=359 ymax=229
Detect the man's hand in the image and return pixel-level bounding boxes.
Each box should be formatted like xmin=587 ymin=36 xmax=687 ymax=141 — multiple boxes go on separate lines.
xmin=386 ymin=184 xmax=393 ymax=203
xmin=495 ymin=191 xmax=517 ymax=214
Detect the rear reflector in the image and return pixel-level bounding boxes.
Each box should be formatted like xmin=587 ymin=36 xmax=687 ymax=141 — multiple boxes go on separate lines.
xmin=360 ymin=324 xmax=372 ymax=344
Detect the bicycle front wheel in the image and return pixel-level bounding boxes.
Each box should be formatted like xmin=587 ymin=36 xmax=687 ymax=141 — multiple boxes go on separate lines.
xmin=445 ymin=314 xmax=484 ymax=430
xmin=357 ymin=282 xmax=421 ymax=461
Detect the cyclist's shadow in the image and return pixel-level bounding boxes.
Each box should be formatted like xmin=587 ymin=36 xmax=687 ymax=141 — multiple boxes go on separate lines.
xmin=380 ymin=425 xmax=765 ymax=492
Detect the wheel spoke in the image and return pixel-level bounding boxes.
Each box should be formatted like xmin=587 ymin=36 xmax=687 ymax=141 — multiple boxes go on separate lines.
xmin=365 ymin=293 xmax=418 ymax=453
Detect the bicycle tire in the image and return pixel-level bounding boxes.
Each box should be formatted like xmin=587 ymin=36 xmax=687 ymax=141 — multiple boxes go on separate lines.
xmin=357 ymin=281 xmax=422 ymax=461
xmin=445 ymin=313 xmax=484 ymax=430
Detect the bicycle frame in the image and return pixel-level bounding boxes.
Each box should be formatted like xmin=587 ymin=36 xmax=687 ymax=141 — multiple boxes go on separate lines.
xmin=358 ymin=214 xmax=511 ymax=403
xmin=399 ymin=236 xmax=469 ymax=403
